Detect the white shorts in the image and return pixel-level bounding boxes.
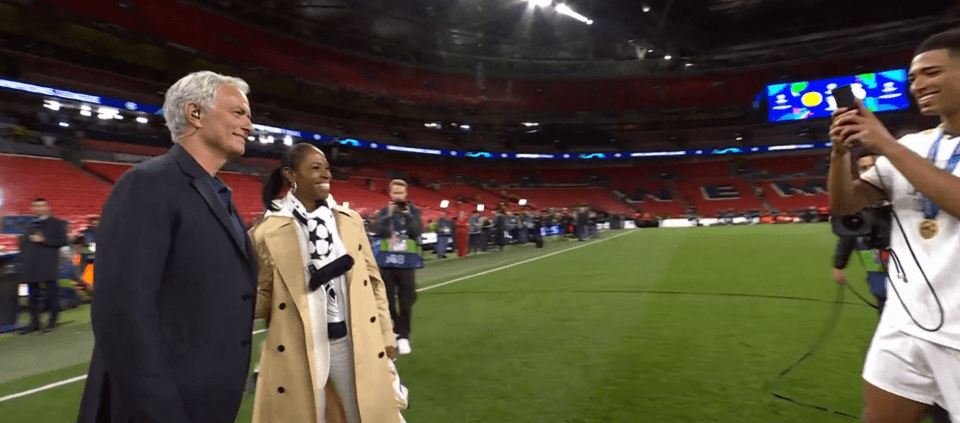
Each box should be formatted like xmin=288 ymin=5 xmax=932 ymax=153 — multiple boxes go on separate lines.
xmin=863 ymin=323 xmax=960 ymax=417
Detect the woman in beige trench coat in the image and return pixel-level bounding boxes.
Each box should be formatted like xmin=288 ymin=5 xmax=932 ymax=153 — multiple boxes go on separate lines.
xmin=250 ymin=143 xmax=404 ymax=423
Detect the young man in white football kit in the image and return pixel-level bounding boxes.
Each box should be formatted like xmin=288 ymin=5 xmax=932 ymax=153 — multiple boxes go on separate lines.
xmin=829 ymin=28 xmax=960 ymax=423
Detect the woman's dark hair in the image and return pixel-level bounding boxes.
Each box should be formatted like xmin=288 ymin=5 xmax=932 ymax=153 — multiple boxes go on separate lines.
xmin=262 ymin=142 xmax=321 ymax=211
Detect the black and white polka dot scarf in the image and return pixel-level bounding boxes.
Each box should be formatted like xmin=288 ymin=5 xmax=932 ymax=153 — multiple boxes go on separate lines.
xmin=285 ymin=194 xmax=354 ymax=339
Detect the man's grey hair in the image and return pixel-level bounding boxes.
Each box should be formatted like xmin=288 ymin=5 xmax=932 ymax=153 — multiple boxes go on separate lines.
xmin=162 ymin=71 xmax=250 ymax=143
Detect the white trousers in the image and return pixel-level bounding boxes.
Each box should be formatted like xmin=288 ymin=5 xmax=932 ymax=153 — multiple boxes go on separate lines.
xmin=322 ymin=336 xmax=362 ymax=423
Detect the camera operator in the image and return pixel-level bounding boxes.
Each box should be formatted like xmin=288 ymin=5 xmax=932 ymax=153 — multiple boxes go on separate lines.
xmin=375 ymin=179 xmax=423 ymax=355
xmin=828 ymin=29 xmax=960 ymax=423
xmin=832 ymin=154 xmax=889 ymax=316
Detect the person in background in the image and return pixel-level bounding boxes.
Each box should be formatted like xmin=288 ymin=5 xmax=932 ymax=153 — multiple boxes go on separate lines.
xmin=576 ymin=207 xmax=589 ymax=241
xmin=456 ymin=211 xmax=470 ymax=257
xmin=468 ymin=211 xmax=482 ymax=254
xmin=72 ymin=216 xmax=99 ymax=293
xmin=493 ymin=208 xmax=507 ymax=251
xmin=77 ymin=71 xmax=258 ymax=423
xmin=17 ymin=198 xmax=69 ymax=334
xmin=519 ymin=211 xmax=533 ymax=244
xmin=480 ymin=213 xmax=492 ymax=252
xmin=506 ymin=210 xmax=519 ymax=244
xmin=375 ymin=179 xmax=423 ymax=355
xmin=251 ymin=143 xmax=401 ymax=423
xmin=73 ymin=216 xmax=98 ymax=247
xmin=435 ymin=212 xmax=453 ymax=259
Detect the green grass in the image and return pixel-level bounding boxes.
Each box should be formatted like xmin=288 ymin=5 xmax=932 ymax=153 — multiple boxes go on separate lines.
xmin=0 ymin=225 xmax=899 ymax=422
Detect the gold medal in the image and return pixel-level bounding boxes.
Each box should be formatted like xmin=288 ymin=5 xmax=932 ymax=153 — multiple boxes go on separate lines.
xmin=920 ymin=219 xmax=939 ymax=239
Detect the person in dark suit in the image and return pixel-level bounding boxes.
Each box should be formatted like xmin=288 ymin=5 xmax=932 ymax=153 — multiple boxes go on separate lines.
xmin=76 ymin=71 xmax=257 ymax=423
xmin=493 ymin=209 xmax=507 ymax=251
xmin=17 ymin=198 xmax=69 ymax=334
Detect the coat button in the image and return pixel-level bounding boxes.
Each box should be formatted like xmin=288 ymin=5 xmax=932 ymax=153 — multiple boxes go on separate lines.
xmin=378 ymin=351 xmax=385 ymax=358
xmin=278 ymin=345 xmax=285 ymax=352
xmin=279 ymin=303 xmax=286 ymax=310
xmin=370 ymin=316 xmax=376 ymax=323
xmin=278 ymin=387 xmax=285 ymax=393
xmin=359 ymin=244 xmax=363 ymax=250
xmin=363 ymin=280 xmax=368 ymax=286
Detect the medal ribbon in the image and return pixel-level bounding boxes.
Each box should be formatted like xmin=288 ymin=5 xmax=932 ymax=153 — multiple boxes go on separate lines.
xmin=922 ymin=130 xmax=960 ymax=220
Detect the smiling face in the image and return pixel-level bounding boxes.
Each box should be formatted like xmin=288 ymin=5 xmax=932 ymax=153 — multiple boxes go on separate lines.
xmin=284 ymin=146 xmax=331 ymax=206
xmin=193 ymin=84 xmax=252 ymax=159
xmin=909 ymin=49 xmax=960 ymax=118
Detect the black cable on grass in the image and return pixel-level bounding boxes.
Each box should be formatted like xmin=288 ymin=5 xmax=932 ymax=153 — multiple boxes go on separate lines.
xmin=766 ymin=283 xmax=860 ymax=420
xmin=424 ymin=284 xmax=872 ymax=419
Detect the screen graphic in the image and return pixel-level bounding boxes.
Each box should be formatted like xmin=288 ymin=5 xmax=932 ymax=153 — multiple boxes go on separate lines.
xmin=767 ymin=69 xmax=909 ymax=123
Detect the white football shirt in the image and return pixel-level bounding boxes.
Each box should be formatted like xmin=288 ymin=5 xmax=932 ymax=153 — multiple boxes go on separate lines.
xmin=861 ymin=126 xmax=960 ymax=349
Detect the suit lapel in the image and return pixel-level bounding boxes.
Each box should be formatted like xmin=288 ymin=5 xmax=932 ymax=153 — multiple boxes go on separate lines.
xmin=190 ymin=178 xmax=249 ymax=261
xmin=169 ymin=143 xmax=250 ymax=261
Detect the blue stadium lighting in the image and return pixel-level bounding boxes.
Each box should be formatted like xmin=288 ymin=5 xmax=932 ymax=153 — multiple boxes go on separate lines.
xmin=0 ymin=77 xmax=162 ymax=115
xmin=0 ymin=76 xmax=836 ymax=161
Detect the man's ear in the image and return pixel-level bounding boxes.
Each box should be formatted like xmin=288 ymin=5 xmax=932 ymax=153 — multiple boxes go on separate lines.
xmin=185 ymin=103 xmax=202 ymax=127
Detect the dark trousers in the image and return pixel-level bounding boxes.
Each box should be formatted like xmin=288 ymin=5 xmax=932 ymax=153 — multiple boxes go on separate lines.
xmin=27 ymin=280 xmax=60 ymax=329
xmin=382 ymin=268 xmax=416 ymax=339
xmin=468 ymin=234 xmax=480 ymax=253
xmin=436 ymin=235 xmax=452 ymax=259
xmin=931 ymin=405 xmax=950 ymax=423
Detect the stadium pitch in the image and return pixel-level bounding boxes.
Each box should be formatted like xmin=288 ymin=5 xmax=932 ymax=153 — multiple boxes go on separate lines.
xmin=0 ymin=225 xmax=920 ymax=422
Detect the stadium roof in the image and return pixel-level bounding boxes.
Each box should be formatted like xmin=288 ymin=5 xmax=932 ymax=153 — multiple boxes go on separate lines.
xmin=188 ymin=0 xmax=960 ymax=77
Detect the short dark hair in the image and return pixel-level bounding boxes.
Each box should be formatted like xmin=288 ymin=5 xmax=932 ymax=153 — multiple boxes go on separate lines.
xmin=32 ymin=198 xmax=47 ymax=204
xmin=917 ymin=29 xmax=960 ymax=57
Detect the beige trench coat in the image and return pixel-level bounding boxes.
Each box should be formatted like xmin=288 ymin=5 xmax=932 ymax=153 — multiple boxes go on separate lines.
xmin=250 ymin=203 xmax=400 ymax=423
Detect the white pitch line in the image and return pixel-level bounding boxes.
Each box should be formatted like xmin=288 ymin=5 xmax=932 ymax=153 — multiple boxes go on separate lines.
xmin=0 ymin=330 xmax=270 ymax=404
xmin=0 ymin=375 xmax=88 ymax=403
xmin=0 ymin=230 xmax=637 ymax=403
xmin=417 ymin=229 xmax=637 ymax=292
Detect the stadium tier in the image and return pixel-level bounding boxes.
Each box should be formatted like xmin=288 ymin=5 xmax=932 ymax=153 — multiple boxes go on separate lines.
xmin=759 ymin=178 xmax=829 ymax=212
xmin=0 ymin=155 xmax=112 ymax=251
xmin=674 ymin=177 xmax=766 ymax=217
xmin=500 ymin=187 xmax=635 ymax=215
xmin=0 ymin=146 xmax=835 ymax=254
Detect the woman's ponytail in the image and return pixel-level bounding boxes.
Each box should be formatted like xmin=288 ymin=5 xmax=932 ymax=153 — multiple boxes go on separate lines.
xmin=262 ymin=167 xmax=286 ymax=211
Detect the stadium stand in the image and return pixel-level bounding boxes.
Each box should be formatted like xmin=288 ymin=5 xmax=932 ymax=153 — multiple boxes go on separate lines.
xmin=674 ymin=177 xmax=766 ymax=217
xmin=0 ymin=154 xmax=111 ymax=250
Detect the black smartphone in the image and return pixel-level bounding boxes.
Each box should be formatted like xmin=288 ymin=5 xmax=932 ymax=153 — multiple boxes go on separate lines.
xmin=831 ymin=85 xmax=858 ymax=110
